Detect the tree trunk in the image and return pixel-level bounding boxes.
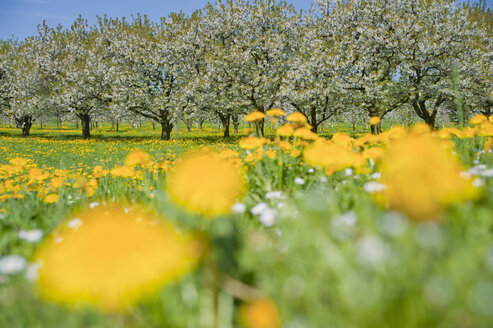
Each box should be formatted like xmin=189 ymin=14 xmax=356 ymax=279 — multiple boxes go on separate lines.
xmin=116 ymin=120 xmax=119 ymax=132
xmin=370 ymin=122 xmax=382 ymax=135
xmin=199 ymin=117 xmax=204 ymax=130
xmin=80 ymin=114 xmax=91 ymax=139
xmin=412 ymin=99 xmax=438 ymax=130
xmin=160 ymin=121 xmax=173 ymax=140
xmin=15 ymin=115 xmax=33 ymax=137
xmin=232 ymin=114 xmax=240 ymax=134
xmin=220 ymin=113 xmax=231 ymax=138
xmin=310 ymin=108 xmax=318 ymax=133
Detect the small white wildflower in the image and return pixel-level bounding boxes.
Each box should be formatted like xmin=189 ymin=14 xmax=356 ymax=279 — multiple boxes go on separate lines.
xmin=25 ymin=262 xmax=42 ymax=281
xmin=356 ymin=236 xmax=387 ymax=266
xmin=371 ymin=172 xmax=382 ymax=180
xmin=308 ymin=168 xmax=314 ymax=173
xmin=331 ymin=211 xmax=357 ymax=240
xmin=89 ymin=202 xmax=100 ymax=209
xmin=319 ymin=176 xmax=328 ymax=183
xmin=18 ymin=229 xmax=43 ymax=243
xmin=482 ymin=169 xmax=493 ymax=177
xmin=378 ymin=212 xmax=408 ymax=237
xmin=251 ymin=202 xmax=268 ymax=215
xmin=295 ymin=177 xmax=305 ymax=185
xmin=231 ymin=202 xmax=246 ymax=214
xmin=67 ymin=218 xmax=83 ymax=230
xmin=0 ymin=255 xmax=26 ymax=275
xmin=473 ymin=178 xmax=484 ymax=188
xmin=259 ymin=208 xmax=277 ymax=227
xmin=265 ymin=191 xmax=283 ymax=200
xmin=345 ymin=168 xmax=353 ymax=176
xmin=363 ymin=181 xmax=387 ymax=193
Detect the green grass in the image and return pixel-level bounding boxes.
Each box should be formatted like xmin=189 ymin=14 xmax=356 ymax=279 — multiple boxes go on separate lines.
xmin=1 ymin=126 xmax=493 ymax=327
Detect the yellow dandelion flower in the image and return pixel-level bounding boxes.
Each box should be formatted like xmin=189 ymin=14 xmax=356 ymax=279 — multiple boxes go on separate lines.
xmin=34 ymin=204 xmax=201 ymax=312
xmin=155 ymin=161 xmax=170 ymax=172
xmin=470 ymin=114 xmax=487 ymax=125
xmin=380 ymin=134 xmax=479 ymax=220
xmin=276 ymin=140 xmax=292 ymax=151
xmin=9 ymin=157 xmax=29 ymax=168
xmin=245 ymin=148 xmax=264 ymax=163
xmin=304 ymin=141 xmax=357 ymax=171
xmin=241 ymin=299 xmax=280 ymax=328
xmin=125 ymin=150 xmax=152 ymax=167
xmin=239 ymin=137 xmax=267 ymax=150
xmin=478 ymin=121 xmax=493 ymax=137
xmin=484 ymin=137 xmax=493 ymax=153
xmin=244 ymin=111 xmax=266 ymax=122
xmin=293 ymin=127 xmax=318 ymax=140
xmin=44 ymin=194 xmax=59 ymax=204
xmin=276 ymin=124 xmax=294 ymax=137
xmin=265 ymin=149 xmax=276 ymax=159
xmin=92 ymin=166 xmax=107 ymax=179
xmin=362 ymin=147 xmax=384 ymax=161
xmin=50 ymin=177 xmax=64 ymax=190
xmin=369 ymin=116 xmax=381 ymax=125
xmin=167 ymin=151 xmax=245 ymax=216
xmin=286 ymin=112 xmax=307 ymax=123
xmin=290 ymin=149 xmax=301 ymax=158
xmin=330 ymin=133 xmax=354 ymax=150
xmin=265 ymin=108 xmax=286 ymax=117
xmin=110 ymin=166 xmax=135 ymax=178
xmin=412 ymin=122 xmax=432 ymax=134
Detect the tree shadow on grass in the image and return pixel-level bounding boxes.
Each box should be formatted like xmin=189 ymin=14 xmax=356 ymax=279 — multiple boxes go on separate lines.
xmin=0 ymin=129 xmax=246 ymax=144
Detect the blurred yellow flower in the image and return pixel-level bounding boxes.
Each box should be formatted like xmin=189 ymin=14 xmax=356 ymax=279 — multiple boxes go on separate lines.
xmin=110 ymin=166 xmax=134 ymax=178
xmin=286 ymin=112 xmax=307 ymax=123
xmin=167 ymin=151 xmax=245 ymax=216
xmin=244 ymin=111 xmax=266 ymax=122
xmin=470 ymin=114 xmax=487 ymax=125
xmin=125 ymin=150 xmax=152 ymax=167
xmin=44 ymin=194 xmax=59 ymax=204
xmin=265 ymin=108 xmax=286 ymax=117
xmin=369 ymin=116 xmax=381 ymax=125
xmin=241 ymin=298 xmax=280 ymax=328
xmin=276 ymin=124 xmax=294 ymax=137
xmin=380 ymin=134 xmax=479 ymax=220
xmin=293 ymin=127 xmax=318 ymax=141
xmin=412 ymin=122 xmax=432 ymax=134
xmin=34 ymin=204 xmax=201 ymax=312
xmin=240 ymin=137 xmax=267 ymax=150
xmin=9 ymin=157 xmax=29 ymax=168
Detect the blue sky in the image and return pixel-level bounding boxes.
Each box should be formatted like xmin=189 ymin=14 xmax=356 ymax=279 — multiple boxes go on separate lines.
xmin=0 ymin=0 xmax=490 ymax=40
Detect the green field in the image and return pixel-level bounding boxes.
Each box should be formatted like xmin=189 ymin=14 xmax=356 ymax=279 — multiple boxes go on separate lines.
xmin=1 ymin=124 xmax=493 ymax=328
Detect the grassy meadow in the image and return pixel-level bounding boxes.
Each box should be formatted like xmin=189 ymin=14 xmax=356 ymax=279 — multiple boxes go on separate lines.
xmin=1 ymin=116 xmax=493 ymax=328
